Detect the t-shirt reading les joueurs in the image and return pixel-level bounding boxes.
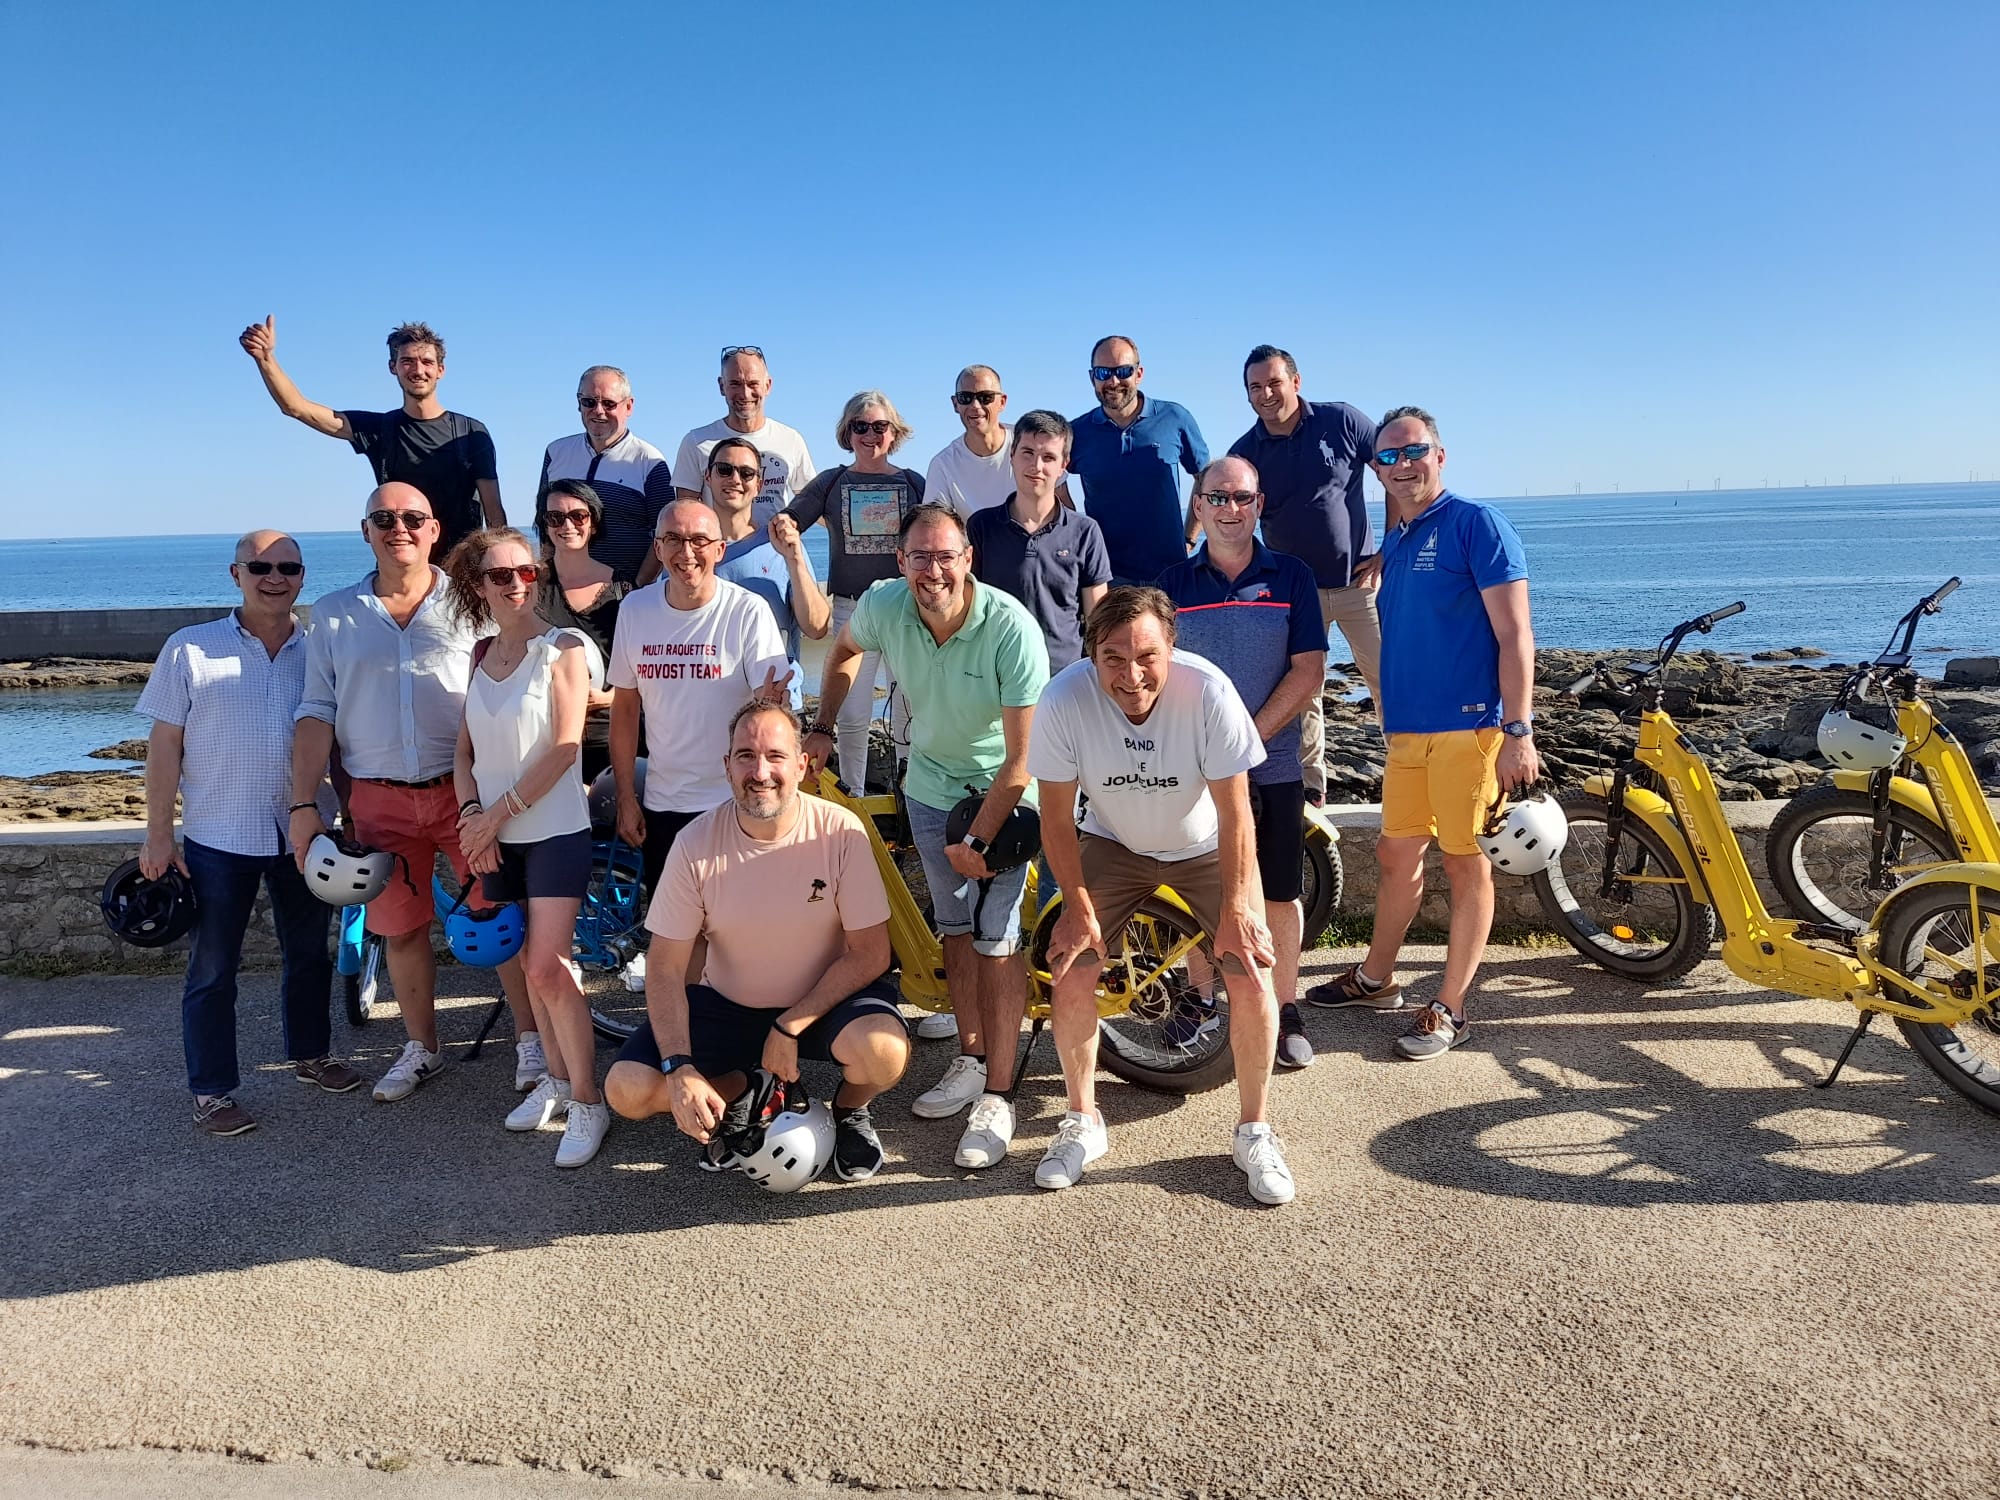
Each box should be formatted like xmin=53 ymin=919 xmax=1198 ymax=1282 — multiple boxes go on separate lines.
xmin=648 ymin=794 xmax=891 ymax=1008
xmin=607 ymin=580 xmax=788 ymax=814
xmin=782 ymin=466 xmax=926 ymax=599
xmin=341 ymin=409 xmax=497 ymax=557
xmin=1027 ymin=650 xmax=1264 ymax=862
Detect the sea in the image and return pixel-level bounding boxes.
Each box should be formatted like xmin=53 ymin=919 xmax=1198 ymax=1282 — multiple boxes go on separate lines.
xmin=2 ymin=482 xmax=1995 ymax=777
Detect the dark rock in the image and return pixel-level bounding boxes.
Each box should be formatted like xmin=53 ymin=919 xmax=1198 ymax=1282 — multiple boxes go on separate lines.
xmin=1945 ymin=657 xmax=2000 ymax=687
xmin=87 ymin=739 xmax=149 ymax=762
xmin=0 ymin=656 xmax=153 ymax=691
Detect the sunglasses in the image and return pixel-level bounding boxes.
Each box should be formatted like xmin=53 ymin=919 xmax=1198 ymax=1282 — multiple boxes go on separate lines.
xmin=953 ymin=391 xmax=1002 ymax=408
xmin=1197 ymin=490 xmax=1260 ymax=510
xmin=1089 ymin=364 xmax=1137 ymax=381
xmin=1373 ymin=443 xmax=1434 ymax=466
xmin=366 ymin=509 xmax=433 ymax=532
xmin=481 ymin=564 xmax=541 ymax=586
xmin=237 ymin=560 xmax=303 ymax=576
xmin=709 ymin=462 xmax=761 ymax=482
xmin=544 ymin=509 xmax=593 ymax=530
xmin=848 ymin=419 xmax=893 ymax=437
xmin=721 ymin=344 xmax=764 ymax=361
xmin=578 ymin=396 xmax=625 ymax=411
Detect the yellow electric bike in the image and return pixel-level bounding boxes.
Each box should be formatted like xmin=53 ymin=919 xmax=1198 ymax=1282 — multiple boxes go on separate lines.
xmin=1532 ymin=601 xmax=2000 ymax=1117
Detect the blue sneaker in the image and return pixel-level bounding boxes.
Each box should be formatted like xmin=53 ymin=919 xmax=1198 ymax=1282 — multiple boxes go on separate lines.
xmin=1161 ymin=996 xmax=1221 ymax=1049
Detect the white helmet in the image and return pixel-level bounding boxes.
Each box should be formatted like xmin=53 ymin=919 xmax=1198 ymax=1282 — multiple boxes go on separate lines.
xmin=1478 ymin=795 xmax=1569 ymax=875
xmin=1816 ymin=710 xmax=1907 ymax=771
xmin=732 ymin=1072 xmax=835 ymax=1193
xmin=303 ymin=832 xmax=398 ymax=907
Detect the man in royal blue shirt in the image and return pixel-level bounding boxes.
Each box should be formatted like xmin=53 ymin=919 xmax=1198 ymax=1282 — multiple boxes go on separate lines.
xmin=1068 ymin=335 xmax=1208 ymax=586
xmin=1158 ymin=457 xmax=1328 ymax=1073
xmin=1227 ymin=345 xmax=1381 ymax=801
xmin=1308 ymin=407 xmax=1541 ymax=1062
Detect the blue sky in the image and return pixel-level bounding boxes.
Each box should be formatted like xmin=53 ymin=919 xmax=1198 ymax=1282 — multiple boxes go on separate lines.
xmin=3 ymin=1 xmax=1995 ymax=538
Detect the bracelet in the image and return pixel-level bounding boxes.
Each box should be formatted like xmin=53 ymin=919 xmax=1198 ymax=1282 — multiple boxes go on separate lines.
xmin=806 ymin=721 xmax=835 ymax=739
xmin=288 ymin=801 xmax=318 ymax=814
xmin=503 ymin=787 xmax=530 ymax=818
xmin=460 ymin=799 xmax=482 ymax=815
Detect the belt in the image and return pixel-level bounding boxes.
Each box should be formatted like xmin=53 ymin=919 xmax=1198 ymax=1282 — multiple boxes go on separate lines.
xmin=363 ymin=773 xmax=453 ymax=790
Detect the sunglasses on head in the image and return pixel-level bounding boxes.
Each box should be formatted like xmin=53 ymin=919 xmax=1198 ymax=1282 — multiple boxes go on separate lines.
xmin=237 ymin=560 xmax=303 ymax=576
xmin=721 ymin=344 xmax=764 ymax=361
xmin=1373 ymin=443 xmax=1434 ymax=466
xmin=481 ymin=564 xmax=541 ymax=586
xmin=849 ymin=419 xmax=892 ymax=437
xmin=709 ymin=462 xmax=761 ymax=482
xmin=1089 ymin=364 xmax=1136 ymax=382
xmin=953 ymin=390 xmax=1001 ymax=408
xmin=367 ymin=508 xmax=433 ymax=532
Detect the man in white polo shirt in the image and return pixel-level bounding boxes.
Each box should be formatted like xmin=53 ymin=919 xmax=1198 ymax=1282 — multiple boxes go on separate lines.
xmin=537 ymin=364 xmax=676 ymax=585
xmin=670 ymin=345 xmax=817 ymax=528
xmin=1028 ymin=585 xmax=1295 ymax=1205
xmin=921 ymin=364 xmax=1013 ymax=516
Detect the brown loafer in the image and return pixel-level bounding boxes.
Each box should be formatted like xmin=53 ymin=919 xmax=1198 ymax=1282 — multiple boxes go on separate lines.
xmin=193 ymin=1096 xmax=257 ymax=1136
xmin=1306 ymin=964 xmax=1405 ymax=1011
xmin=295 ymin=1055 xmax=365 ymax=1094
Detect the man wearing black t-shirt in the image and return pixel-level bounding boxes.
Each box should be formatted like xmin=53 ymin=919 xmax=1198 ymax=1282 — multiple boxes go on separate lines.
xmin=239 ymin=316 xmax=505 ymax=559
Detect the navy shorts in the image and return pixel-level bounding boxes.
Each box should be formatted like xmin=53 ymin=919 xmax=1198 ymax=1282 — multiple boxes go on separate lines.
xmin=1249 ymin=780 xmax=1305 ymax=904
xmin=615 ymin=977 xmax=906 ymax=1077
xmin=483 ymin=828 xmax=593 ymax=904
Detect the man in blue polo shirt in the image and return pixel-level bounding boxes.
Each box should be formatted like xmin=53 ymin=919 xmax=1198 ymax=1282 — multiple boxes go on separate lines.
xmin=1227 ymin=345 xmax=1381 ymax=802
xmin=1308 ymin=407 xmax=1540 ymax=1063
xmin=1068 ymin=335 xmax=1208 ymax=585
xmin=1158 ymin=457 xmax=1328 ymax=1072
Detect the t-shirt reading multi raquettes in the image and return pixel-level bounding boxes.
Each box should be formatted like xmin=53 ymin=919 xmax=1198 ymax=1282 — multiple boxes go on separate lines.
xmin=607 ymin=579 xmax=788 ymax=814
xmin=648 ymin=794 xmax=892 ymax=1008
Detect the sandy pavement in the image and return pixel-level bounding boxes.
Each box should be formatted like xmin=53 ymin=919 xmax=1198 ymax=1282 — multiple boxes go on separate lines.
xmin=2 ymin=944 xmax=1997 ymax=1498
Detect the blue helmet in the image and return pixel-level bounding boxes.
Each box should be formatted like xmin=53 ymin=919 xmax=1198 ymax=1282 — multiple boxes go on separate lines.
xmin=445 ymin=899 xmax=525 ymax=967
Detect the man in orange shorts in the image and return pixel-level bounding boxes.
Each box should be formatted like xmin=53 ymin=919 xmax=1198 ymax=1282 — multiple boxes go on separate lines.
xmin=1307 ymin=408 xmax=1540 ymax=1059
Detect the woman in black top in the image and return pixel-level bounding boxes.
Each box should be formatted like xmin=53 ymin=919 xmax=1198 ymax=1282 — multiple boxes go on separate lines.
xmin=535 ymin=478 xmax=631 ymax=787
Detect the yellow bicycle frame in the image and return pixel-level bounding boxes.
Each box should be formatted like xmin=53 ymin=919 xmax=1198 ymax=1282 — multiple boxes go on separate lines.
xmin=1826 ymin=691 xmax=2000 ymax=865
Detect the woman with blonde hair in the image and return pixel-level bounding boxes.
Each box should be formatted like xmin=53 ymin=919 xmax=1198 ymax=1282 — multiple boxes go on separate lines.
xmin=780 ymin=390 xmax=924 ymax=793
xmin=445 ymin=527 xmax=608 ymax=1167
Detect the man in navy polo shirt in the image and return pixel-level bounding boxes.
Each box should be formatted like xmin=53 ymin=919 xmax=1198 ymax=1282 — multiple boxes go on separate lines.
xmin=967 ymin=409 xmax=1112 ymax=671
xmin=1158 ymin=457 xmax=1327 ymax=1072
xmin=1227 ymin=345 xmax=1381 ymax=802
xmin=1068 ymin=335 xmax=1208 ymax=586
xmin=538 ymin=365 xmax=677 ymax=585
xmin=1308 ymin=407 xmax=1540 ymax=1063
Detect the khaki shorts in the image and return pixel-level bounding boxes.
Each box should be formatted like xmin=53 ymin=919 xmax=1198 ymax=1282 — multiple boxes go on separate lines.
xmin=1078 ymin=835 xmax=1226 ymax=945
xmin=1380 ymin=729 xmax=1503 ymax=856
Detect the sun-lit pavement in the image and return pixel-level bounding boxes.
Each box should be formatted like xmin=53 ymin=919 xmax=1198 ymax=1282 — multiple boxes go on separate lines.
xmin=3 ymin=942 xmax=1997 ymax=1499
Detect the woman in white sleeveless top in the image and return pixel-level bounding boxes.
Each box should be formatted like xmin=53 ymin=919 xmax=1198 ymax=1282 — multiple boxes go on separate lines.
xmin=446 ymin=528 xmax=608 ymax=1167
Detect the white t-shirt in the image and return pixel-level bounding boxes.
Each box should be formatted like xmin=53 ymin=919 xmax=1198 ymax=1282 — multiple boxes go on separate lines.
xmin=607 ymin=579 xmax=789 ymax=813
xmin=670 ymin=416 xmax=818 ymax=528
xmin=922 ymin=429 xmax=1014 ymax=516
xmin=1027 ymin=650 xmax=1264 ymax=861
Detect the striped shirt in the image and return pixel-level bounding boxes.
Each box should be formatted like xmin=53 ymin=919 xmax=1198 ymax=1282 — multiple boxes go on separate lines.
xmin=537 ymin=430 xmax=677 ymax=584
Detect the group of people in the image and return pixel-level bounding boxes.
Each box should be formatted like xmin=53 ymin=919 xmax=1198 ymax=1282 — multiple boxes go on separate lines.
xmin=134 ymin=320 xmax=1541 ymax=1207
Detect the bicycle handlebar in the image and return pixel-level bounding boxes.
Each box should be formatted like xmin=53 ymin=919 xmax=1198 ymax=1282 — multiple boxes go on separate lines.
xmin=1690 ymin=601 xmax=1746 ymax=632
xmin=1925 ymin=576 xmax=1961 ymax=611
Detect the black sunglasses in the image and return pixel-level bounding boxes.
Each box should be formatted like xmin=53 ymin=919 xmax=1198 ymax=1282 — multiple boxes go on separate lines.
xmin=721 ymin=344 xmax=765 ymax=361
xmin=709 ymin=462 xmax=761 ymax=482
xmin=849 ymin=419 xmax=892 ymax=437
xmin=953 ymin=391 xmax=1002 ymax=408
xmin=366 ymin=508 xmax=433 ymax=532
xmin=237 ymin=560 xmax=303 ymax=576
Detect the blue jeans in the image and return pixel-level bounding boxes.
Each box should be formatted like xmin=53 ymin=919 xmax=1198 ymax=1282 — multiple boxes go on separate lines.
xmin=182 ymin=838 xmax=334 ymax=1096
xmin=904 ymin=796 xmax=1031 ymax=958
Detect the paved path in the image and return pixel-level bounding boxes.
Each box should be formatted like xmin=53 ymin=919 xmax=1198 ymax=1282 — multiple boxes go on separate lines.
xmin=3 ymin=944 xmax=1997 ymax=1498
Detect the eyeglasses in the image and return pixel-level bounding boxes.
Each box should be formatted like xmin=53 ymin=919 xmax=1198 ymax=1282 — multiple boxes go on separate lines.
xmin=481 ymin=564 xmax=542 ymax=586
xmin=848 ymin=419 xmax=893 ymax=437
xmin=1373 ymin=443 xmax=1434 ymax=466
xmin=721 ymin=344 xmax=764 ymax=361
xmin=657 ymin=533 xmax=723 ymax=552
xmin=366 ymin=509 xmax=433 ymax=532
xmin=1197 ymin=490 xmax=1261 ymax=510
xmin=709 ymin=462 xmax=761 ymax=482
xmin=237 ymin=560 xmax=304 ymax=576
xmin=1089 ymin=364 xmax=1137 ymax=382
xmin=577 ymin=396 xmax=626 ymax=411
xmin=953 ymin=391 xmax=1002 ymax=408
xmin=902 ymin=549 xmax=966 ymax=572
xmin=544 ymin=509 xmax=593 ymax=531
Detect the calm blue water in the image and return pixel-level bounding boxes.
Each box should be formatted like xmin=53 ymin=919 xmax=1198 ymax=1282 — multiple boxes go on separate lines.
xmin=2 ymin=483 xmax=1994 ymax=776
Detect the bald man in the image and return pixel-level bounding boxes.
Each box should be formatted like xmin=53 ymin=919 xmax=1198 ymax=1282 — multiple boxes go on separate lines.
xmin=139 ymin=530 xmax=360 ymax=1136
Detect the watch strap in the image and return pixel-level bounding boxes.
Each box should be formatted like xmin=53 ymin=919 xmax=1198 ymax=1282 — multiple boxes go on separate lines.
xmin=658 ymin=1053 xmax=694 ymax=1075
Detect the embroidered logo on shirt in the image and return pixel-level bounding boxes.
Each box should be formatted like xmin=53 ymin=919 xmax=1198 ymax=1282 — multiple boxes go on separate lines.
xmin=1318 ymin=437 xmax=1340 ymax=470
xmin=807 ymin=879 xmax=827 ymax=903
xmin=1413 ymin=530 xmax=1439 ymax=573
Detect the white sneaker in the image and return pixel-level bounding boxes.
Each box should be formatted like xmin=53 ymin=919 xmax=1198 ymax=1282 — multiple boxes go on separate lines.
xmin=955 ymin=1094 xmax=1015 ymax=1168
xmin=915 ymin=1010 xmax=959 ymax=1040
xmin=1035 ymin=1110 xmax=1108 ymax=1191
xmin=555 ymin=1100 xmax=610 ymax=1168
xmin=911 ymin=1054 xmax=987 ymax=1118
xmin=514 ymin=1032 xmax=546 ymax=1092
xmin=1233 ymin=1122 xmax=1296 ymax=1206
xmin=621 ymin=952 xmax=648 ymax=993
xmin=372 ymin=1039 xmax=445 ymax=1103
xmin=505 ymin=1074 xmax=570 ymax=1132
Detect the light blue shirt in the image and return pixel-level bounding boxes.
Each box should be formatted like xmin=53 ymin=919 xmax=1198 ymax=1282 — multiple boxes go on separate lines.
xmin=715 ymin=529 xmax=805 ymax=709
xmin=294 ymin=568 xmax=478 ymax=781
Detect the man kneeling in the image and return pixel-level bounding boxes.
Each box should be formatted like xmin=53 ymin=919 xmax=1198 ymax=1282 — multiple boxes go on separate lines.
xmin=605 ymin=701 xmax=909 ymax=1181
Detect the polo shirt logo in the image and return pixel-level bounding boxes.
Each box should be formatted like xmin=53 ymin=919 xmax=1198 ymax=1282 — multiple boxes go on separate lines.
xmin=1318 ymin=437 xmax=1339 ymax=469
xmin=808 ymin=880 xmax=827 ymax=903
xmin=1414 ymin=531 xmax=1439 ymax=572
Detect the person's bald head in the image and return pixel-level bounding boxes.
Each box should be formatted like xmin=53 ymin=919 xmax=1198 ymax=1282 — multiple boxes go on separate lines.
xmin=654 ymin=497 xmax=722 ymax=540
xmin=365 ymin=481 xmax=431 ymax=517
xmin=230 ymin=529 xmax=306 ymax=611
xmin=361 ymin=481 xmax=439 ymax=564
xmin=234 ymin=529 xmax=300 ymax=564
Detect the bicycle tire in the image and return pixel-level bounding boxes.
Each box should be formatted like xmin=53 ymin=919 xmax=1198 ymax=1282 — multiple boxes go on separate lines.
xmin=343 ymin=934 xmax=384 ymax=1027
xmin=1874 ymin=878 xmax=2000 ymax=1118
xmin=590 ymin=1006 xmax=638 ymax=1043
xmin=1093 ymin=896 xmax=1237 ymax=1095
xmin=1765 ymin=781 xmax=1957 ymax=932
xmin=1530 ymin=787 xmax=1715 ymax=984
xmin=1299 ymin=827 xmax=1342 ymax=948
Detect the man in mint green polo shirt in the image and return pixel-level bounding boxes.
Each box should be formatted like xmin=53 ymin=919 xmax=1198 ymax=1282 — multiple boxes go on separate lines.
xmin=806 ymin=501 xmax=1050 ymax=1170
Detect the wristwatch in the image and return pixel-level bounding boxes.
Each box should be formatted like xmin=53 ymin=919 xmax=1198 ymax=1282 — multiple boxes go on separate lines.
xmin=1501 ymin=719 xmax=1535 ymax=739
xmin=658 ymin=1053 xmax=694 ymax=1076
xmin=961 ymin=833 xmax=991 ymax=856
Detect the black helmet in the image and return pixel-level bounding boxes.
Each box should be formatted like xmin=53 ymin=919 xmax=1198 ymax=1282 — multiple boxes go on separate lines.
xmin=588 ymin=759 xmax=645 ymax=834
xmin=99 ymin=858 xmax=198 ymax=948
xmin=945 ymin=789 xmax=1041 ymax=874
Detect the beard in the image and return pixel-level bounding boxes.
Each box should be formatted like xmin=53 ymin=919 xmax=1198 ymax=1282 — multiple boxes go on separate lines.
xmin=734 ymin=781 xmax=791 ymax=820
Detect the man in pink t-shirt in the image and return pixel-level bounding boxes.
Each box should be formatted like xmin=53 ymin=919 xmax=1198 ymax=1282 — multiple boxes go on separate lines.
xmin=604 ymin=701 xmax=910 ymax=1181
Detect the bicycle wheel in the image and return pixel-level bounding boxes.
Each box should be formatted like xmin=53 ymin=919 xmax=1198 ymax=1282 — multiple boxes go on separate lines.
xmin=1094 ymin=896 xmax=1237 ymax=1094
xmin=590 ymin=1005 xmax=638 ymax=1043
xmin=1766 ymin=782 xmax=1957 ymax=932
xmin=344 ymin=933 xmax=384 ymax=1027
xmin=1875 ymin=878 xmax=2000 ymax=1117
xmin=1298 ymin=827 xmax=1342 ymax=948
xmin=1530 ymin=787 xmax=1716 ymax=983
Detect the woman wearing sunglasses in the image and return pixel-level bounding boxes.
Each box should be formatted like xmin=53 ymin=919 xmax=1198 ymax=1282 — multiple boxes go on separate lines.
xmin=446 ymin=529 xmax=609 ymax=1168
xmin=781 ymin=390 xmax=924 ymax=792
xmin=534 ymin=478 xmax=628 ymax=787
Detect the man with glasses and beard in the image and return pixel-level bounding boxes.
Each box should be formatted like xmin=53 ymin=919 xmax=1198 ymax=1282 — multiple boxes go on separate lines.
xmin=537 ymin=365 xmax=676 ymax=586
xmin=1067 ymin=335 xmax=1208 ymax=586
xmin=671 ymin=346 xmax=818 ymax=527
xmin=921 ymin=365 xmax=1014 ymax=516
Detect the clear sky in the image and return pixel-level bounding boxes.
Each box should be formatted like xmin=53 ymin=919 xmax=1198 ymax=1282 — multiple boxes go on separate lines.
xmin=3 ymin=1 xmax=1995 ymax=538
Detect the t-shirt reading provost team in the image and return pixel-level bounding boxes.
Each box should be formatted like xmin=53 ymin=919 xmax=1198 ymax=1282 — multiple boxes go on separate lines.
xmin=1027 ymin=649 xmax=1263 ymax=861
xmin=648 ymin=795 xmax=891 ymax=1008
xmin=782 ymin=466 xmax=926 ymax=599
xmin=607 ymin=580 xmax=788 ymax=814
